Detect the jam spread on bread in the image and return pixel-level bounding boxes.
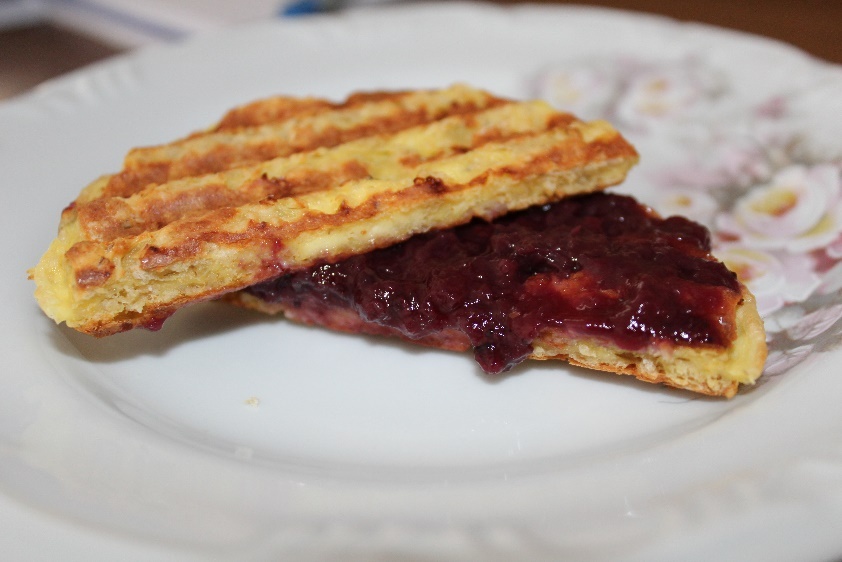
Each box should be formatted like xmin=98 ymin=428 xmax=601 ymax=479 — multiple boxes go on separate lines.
xmin=247 ymin=193 xmax=742 ymax=373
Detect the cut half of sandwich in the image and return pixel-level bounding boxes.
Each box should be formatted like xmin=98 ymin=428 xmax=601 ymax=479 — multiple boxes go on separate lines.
xmin=29 ymin=84 xmax=766 ymax=396
xmin=232 ymin=192 xmax=766 ymax=398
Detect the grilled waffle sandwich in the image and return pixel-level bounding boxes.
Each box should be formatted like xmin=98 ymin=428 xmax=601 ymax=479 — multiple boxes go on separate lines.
xmin=31 ymin=84 xmax=638 ymax=335
xmin=232 ymin=192 xmax=766 ymax=398
xmin=30 ymin=84 xmax=766 ymax=396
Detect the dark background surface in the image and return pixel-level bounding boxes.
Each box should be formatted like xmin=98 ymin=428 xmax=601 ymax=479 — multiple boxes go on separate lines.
xmin=1 ymin=0 xmax=840 ymax=100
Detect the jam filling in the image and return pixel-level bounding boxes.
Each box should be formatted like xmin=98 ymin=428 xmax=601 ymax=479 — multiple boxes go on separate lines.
xmin=247 ymin=193 xmax=741 ymax=374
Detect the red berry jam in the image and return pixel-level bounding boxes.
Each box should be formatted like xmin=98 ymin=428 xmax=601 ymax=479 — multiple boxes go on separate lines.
xmin=247 ymin=193 xmax=740 ymax=373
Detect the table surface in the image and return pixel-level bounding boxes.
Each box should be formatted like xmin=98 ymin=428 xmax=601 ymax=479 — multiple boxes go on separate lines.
xmin=1 ymin=0 xmax=840 ymax=100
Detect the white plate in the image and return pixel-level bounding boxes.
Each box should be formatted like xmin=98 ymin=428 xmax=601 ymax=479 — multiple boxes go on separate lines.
xmin=3 ymin=3 xmax=842 ymax=561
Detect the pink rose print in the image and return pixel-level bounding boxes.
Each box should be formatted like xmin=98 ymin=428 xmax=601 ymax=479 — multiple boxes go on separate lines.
xmin=612 ymin=60 xmax=725 ymax=131
xmin=717 ymin=164 xmax=842 ymax=252
xmin=712 ymin=245 xmax=821 ymax=316
xmin=532 ymin=57 xmax=621 ymax=121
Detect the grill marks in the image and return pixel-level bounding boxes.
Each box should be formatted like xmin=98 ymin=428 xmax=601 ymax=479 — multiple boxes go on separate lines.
xmin=94 ymin=123 xmax=634 ymax=277
xmin=211 ymin=96 xmax=335 ymax=131
xmin=98 ymin=86 xmax=506 ymax=200
xmin=35 ymin=85 xmax=640 ymax=336
xmin=72 ymin=99 xmax=570 ymax=243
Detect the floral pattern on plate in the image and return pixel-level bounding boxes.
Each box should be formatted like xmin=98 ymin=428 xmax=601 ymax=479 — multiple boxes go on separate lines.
xmin=532 ymin=56 xmax=842 ymax=382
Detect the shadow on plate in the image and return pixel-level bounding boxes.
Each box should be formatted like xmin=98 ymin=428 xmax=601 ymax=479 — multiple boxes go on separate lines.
xmin=50 ymin=300 xmax=729 ymax=401
xmin=54 ymin=301 xmax=272 ymax=363
xmin=52 ymin=300 xmax=471 ymax=367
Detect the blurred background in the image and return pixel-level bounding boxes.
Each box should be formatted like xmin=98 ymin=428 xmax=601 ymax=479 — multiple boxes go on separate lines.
xmin=1 ymin=0 xmax=840 ymax=100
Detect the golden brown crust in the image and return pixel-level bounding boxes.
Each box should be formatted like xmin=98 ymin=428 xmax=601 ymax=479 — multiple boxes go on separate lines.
xmin=211 ymin=96 xmax=335 ymax=131
xmin=92 ymin=87 xmax=507 ymax=201
xmin=30 ymin=85 xmax=639 ymax=337
xmin=71 ymin=101 xmax=572 ymax=244
xmin=530 ymin=288 xmax=767 ymax=397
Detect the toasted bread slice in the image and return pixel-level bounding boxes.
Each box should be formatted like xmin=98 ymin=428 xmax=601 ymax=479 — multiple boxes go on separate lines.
xmin=30 ymin=85 xmax=639 ymax=336
xmin=231 ymin=193 xmax=767 ymax=398
xmin=529 ymin=288 xmax=766 ymax=397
